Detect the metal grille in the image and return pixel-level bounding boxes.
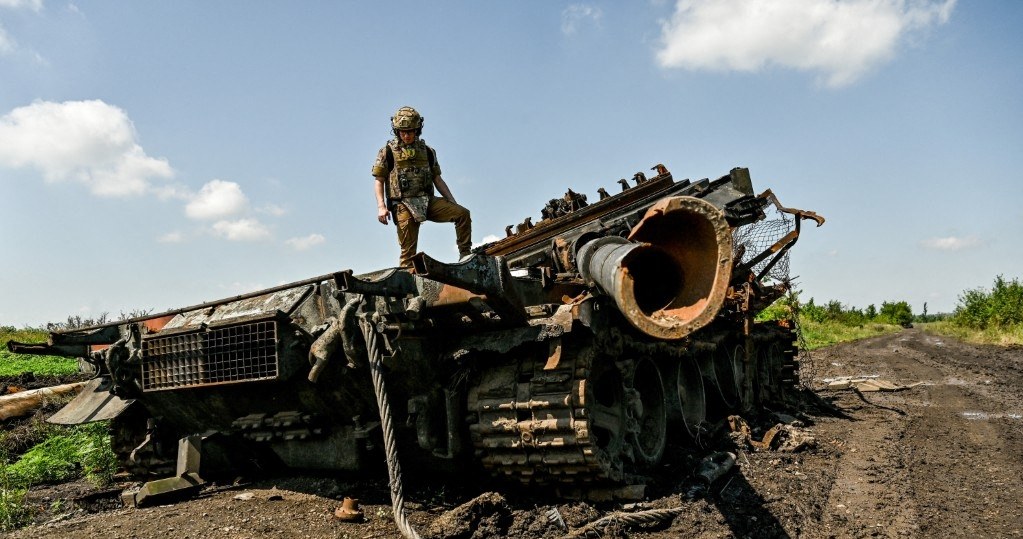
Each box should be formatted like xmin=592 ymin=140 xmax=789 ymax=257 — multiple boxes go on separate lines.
xmin=732 ymin=205 xmax=794 ymax=283
xmin=141 ymin=320 xmax=279 ymax=391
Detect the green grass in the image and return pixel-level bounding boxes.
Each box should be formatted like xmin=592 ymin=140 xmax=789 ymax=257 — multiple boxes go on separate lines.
xmin=919 ymin=320 xmax=1023 ymax=346
xmin=3 ymin=422 xmax=116 ymax=487
xmin=0 ymin=422 xmax=116 ymax=531
xmin=798 ymin=319 xmax=904 ymax=350
xmin=0 ymin=327 xmax=79 ymax=377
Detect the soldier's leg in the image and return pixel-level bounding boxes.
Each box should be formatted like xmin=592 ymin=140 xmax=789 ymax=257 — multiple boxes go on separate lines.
xmin=395 ymin=204 xmax=421 ymax=268
xmin=427 ymin=197 xmax=472 ymax=257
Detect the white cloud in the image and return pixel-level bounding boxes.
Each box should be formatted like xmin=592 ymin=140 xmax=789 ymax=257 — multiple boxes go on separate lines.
xmin=921 ymin=235 xmax=980 ymax=251
xmin=562 ymin=4 xmax=602 ymax=35
xmin=473 ymin=234 xmax=501 ymax=249
xmin=285 ymin=233 xmax=325 ymax=251
xmin=656 ymin=0 xmax=956 ymax=87
xmin=185 ymin=179 xmax=248 ymax=220
xmin=258 ymin=203 xmax=287 ymax=216
xmin=0 ymin=24 xmax=15 ymax=54
xmin=0 ymin=0 xmax=43 ymax=11
xmin=0 ymin=100 xmax=174 ymax=196
xmin=211 ymin=218 xmax=270 ymax=241
xmin=157 ymin=231 xmax=184 ymax=244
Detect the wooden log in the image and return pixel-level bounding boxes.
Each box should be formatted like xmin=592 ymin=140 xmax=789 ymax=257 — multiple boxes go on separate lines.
xmin=0 ymin=381 xmax=87 ymax=421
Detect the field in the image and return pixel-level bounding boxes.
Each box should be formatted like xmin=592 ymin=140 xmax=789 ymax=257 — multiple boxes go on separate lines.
xmin=1 ymin=326 xmax=1020 ymax=538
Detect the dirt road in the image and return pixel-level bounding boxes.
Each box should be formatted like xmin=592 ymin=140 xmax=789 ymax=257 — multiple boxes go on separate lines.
xmin=10 ymin=329 xmax=1023 ymax=538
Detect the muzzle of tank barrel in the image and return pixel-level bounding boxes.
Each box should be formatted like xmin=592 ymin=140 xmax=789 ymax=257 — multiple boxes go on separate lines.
xmin=577 ymin=196 xmax=733 ymax=340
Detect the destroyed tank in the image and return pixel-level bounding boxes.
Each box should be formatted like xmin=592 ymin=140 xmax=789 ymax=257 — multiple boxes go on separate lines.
xmin=9 ymin=165 xmax=823 ymax=505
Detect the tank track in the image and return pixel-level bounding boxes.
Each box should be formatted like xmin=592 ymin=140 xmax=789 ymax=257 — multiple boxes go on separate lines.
xmin=466 ymin=321 xmax=800 ymax=488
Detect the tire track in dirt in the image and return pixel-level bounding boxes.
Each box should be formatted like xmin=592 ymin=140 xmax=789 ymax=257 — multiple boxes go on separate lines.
xmin=813 ymin=329 xmax=1023 ymax=538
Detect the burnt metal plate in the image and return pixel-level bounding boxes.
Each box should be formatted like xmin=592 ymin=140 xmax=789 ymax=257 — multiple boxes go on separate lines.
xmin=163 ymin=285 xmax=312 ymax=330
xmin=48 ymin=378 xmax=134 ymax=425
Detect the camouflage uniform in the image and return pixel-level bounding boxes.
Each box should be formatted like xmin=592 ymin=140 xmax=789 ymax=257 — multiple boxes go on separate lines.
xmin=372 ymin=109 xmax=471 ymax=267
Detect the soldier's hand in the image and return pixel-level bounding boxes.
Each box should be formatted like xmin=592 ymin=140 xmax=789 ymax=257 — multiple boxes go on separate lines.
xmin=377 ymin=206 xmax=390 ymax=225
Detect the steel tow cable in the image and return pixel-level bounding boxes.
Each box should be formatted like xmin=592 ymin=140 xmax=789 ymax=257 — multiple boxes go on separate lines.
xmin=360 ymin=317 xmax=422 ymax=539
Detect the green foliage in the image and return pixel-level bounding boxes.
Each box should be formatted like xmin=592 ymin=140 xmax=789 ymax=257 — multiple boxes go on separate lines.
xmin=0 ymin=327 xmax=78 ymax=377
xmin=0 ymin=448 xmax=30 ymax=532
xmin=953 ymin=275 xmax=1023 ymax=330
xmin=758 ymin=290 xmax=909 ymax=349
xmin=798 ymin=318 xmax=902 ymax=350
xmin=1 ymin=422 xmax=116 ymax=489
xmin=865 ymin=304 xmax=877 ymax=319
xmin=877 ymin=301 xmax=914 ymax=326
xmin=756 ymin=291 xmax=798 ymax=322
xmin=921 ymin=320 xmax=1023 ymax=346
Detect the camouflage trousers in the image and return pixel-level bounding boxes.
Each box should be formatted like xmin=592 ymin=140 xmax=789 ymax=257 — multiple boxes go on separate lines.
xmin=395 ymin=197 xmax=472 ymax=267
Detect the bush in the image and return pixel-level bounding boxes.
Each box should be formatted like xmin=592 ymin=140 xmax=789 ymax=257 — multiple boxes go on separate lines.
xmin=954 ymin=275 xmax=1023 ymax=330
xmin=877 ymin=301 xmax=914 ymax=326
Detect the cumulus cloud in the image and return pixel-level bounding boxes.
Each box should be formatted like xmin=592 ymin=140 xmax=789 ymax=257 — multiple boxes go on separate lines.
xmin=285 ymin=233 xmax=325 ymax=251
xmin=211 ymin=218 xmax=270 ymax=241
xmin=656 ymin=0 xmax=956 ymax=87
xmin=0 ymin=100 xmax=175 ymax=196
xmin=185 ymin=179 xmax=248 ymax=220
xmin=562 ymin=4 xmax=602 ymax=35
xmin=921 ymin=235 xmax=980 ymax=251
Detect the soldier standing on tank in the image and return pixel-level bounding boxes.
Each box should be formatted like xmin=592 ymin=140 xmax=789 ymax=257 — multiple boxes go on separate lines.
xmin=372 ymin=106 xmax=472 ymax=268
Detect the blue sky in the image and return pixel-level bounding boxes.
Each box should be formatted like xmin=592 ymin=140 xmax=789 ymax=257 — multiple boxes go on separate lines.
xmin=1 ymin=0 xmax=1020 ymax=326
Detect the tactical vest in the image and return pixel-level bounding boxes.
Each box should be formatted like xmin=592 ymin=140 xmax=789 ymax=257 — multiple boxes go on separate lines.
xmin=387 ymin=139 xmax=435 ymax=199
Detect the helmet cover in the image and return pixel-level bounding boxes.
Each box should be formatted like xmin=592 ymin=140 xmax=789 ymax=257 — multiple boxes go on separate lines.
xmin=391 ymin=106 xmax=424 ymax=131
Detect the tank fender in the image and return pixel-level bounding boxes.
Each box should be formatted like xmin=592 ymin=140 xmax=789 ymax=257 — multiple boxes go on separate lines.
xmin=47 ymin=377 xmax=134 ymax=425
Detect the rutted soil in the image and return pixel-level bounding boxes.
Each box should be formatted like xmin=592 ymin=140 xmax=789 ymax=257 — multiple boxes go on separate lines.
xmin=6 ymin=329 xmax=1023 ymax=538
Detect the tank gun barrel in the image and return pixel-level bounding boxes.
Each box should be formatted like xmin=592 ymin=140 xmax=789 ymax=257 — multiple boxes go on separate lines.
xmin=577 ymin=196 xmax=733 ymax=340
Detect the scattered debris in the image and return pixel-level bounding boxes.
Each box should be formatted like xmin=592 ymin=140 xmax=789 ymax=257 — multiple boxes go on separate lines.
xmin=233 ymin=492 xmax=254 ymax=501
xmin=545 ymin=507 xmax=567 ymax=531
xmin=333 ymin=497 xmax=364 ymax=523
xmin=728 ymin=416 xmax=817 ymax=453
xmin=426 ymin=492 xmax=511 ymax=539
xmin=695 ymin=452 xmax=736 ymax=486
xmin=823 ymin=376 xmax=924 ymax=392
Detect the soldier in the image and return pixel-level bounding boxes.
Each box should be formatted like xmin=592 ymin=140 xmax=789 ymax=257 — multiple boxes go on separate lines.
xmin=372 ymin=106 xmax=472 ymax=267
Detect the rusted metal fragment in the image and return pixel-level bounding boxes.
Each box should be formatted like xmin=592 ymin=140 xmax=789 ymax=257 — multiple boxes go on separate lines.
xmin=333 ymin=497 xmax=365 ymax=522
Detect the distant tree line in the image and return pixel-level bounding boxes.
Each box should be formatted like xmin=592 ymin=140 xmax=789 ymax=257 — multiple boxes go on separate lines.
xmin=798 ymin=298 xmax=916 ymax=327
xmin=758 ymin=275 xmax=1021 ymax=333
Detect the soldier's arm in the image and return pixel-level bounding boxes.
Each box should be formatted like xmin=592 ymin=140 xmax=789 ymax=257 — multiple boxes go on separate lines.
xmin=433 ymin=175 xmax=457 ymax=205
xmin=374 ymin=176 xmax=390 ymax=224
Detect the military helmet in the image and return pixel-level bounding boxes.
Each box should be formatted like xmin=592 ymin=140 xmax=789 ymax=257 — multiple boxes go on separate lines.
xmin=391 ymin=106 xmax=424 ymax=131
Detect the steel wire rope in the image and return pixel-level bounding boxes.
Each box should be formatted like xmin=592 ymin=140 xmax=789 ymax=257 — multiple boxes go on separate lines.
xmin=561 ymin=507 xmax=685 ymax=538
xmin=360 ymin=317 xmax=422 ymax=539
